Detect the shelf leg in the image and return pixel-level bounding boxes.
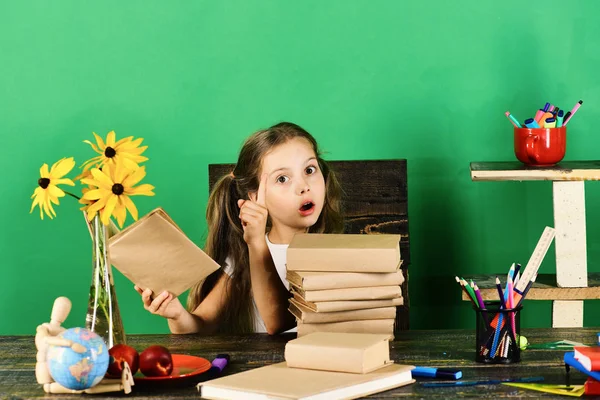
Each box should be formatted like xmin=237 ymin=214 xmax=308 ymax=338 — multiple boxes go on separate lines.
xmin=552 ymin=181 xmax=587 ymax=327
xmin=552 ymin=300 xmax=584 ymax=327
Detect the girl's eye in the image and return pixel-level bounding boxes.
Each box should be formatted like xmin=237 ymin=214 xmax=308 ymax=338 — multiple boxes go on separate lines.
xmin=276 ymin=175 xmax=289 ymax=184
xmin=306 ymin=166 xmax=317 ymax=175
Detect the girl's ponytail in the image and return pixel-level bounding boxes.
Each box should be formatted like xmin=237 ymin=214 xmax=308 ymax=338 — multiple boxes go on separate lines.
xmin=187 ymin=173 xmax=254 ymax=333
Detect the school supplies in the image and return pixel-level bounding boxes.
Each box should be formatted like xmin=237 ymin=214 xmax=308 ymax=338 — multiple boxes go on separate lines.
xmin=421 ymin=376 xmax=544 ymax=387
xmin=505 ymin=99 xmax=584 ymax=128
xmin=573 ymin=346 xmax=600 ymax=371
xmin=526 ymin=340 xmax=587 ymax=350
xmin=411 ymin=367 xmax=462 ymax=379
xmin=108 ymin=207 xmax=220 ymax=297
xmin=456 ymin=226 xmax=555 ymax=363
xmin=197 ymin=362 xmax=415 ymax=400
xmin=564 ymin=351 xmax=600 ymax=381
xmin=284 ymin=332 xmax=392 ymax=374
xmin=502 ymin=382 xmax=584 ymax=397
xmin=564 ymin=100 xmax=583 ymax=126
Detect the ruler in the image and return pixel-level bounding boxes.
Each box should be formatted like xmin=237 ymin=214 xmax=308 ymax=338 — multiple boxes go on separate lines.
xmin=515 ymin=226 xmax=555 ymax=293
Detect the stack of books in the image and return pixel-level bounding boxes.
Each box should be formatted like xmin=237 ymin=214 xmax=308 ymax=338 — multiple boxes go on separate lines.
xmin=286 ymin=233 xmax=404 ymax=339
xmin=199 ymin=332 xmax=415 ymax=399
xmin=565 ymin=347 xmax=600 ymax=395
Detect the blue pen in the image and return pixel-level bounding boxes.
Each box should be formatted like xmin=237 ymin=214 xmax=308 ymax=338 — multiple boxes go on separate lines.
xmin=421 ymin=376 xmax=544 ymax=388
xmin=557 ymin=110 xmax=565 ymax=127
xmin=543 ymin=102 xmax=550 ymax=112
xmin=412 ymin=367 xmax=462 ymax=379
xmin=524 ymin=118 xmax=540 ymax=128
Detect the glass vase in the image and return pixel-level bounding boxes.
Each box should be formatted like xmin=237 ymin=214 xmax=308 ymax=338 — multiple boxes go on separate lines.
xmin=85 ymin=214 xmax=126 ymax=348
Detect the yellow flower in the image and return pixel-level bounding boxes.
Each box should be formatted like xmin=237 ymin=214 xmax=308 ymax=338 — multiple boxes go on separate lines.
xmin=30 ymin=157 xmax=76 ymax=219
xmin=82 ymin=164 xmax=155 ymax=227
xmin=81 ymin=131 xmax=148 ymax=172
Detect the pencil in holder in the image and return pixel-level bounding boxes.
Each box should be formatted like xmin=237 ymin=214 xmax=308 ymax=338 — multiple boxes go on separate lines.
xmin=474 ymin=301 xmax=522 ymax=364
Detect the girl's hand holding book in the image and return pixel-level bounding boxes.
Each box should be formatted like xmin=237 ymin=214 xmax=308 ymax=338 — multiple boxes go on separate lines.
xmin=237 ymin=173 xmax=269 ymax=249
xmin=135 ymin=286 xmax=184 ymax=320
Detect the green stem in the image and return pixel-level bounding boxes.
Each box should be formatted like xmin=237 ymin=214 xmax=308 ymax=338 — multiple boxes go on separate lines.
xmin=65 ymin=191 xmax=81 ymax=200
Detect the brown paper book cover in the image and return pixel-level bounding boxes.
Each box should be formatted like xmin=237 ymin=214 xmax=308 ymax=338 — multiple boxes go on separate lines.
xmin=287 ymin=233 xmax=401 ymax=272
xmin=289 ymin=300 xmax=396 ymax=324
xmin=198 ymin=362 xmax=414 ymax=400
xmin=285 ymin=332 xmax=392 ymax=374
xmin=287 ymin=270 xmax=404 ymax=291
xmin=292 ymin=293 xmax=404 ymax=313
xmin=108 ymin=207 xmax=220 ymax=297
xmin=297 ymin=319 xmax=395 ymax=339
xmin=291 ymin=284 xmax=401 ymax=302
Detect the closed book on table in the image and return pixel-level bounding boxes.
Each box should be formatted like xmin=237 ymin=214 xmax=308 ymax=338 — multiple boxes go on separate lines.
xmin=285 ymin=332 xmax=392 ymax=374
xmin=198 ymin=362 xmax=414 ymax=400
xmin=297 ymin=319 xmax=395 ymax=338
xmin=292 ymin=292 xmax=404 ymax=313
xmin=287 ymin=233 xmax=401 ymax=273
xmin=289 ymin=299 xmax=396 ymax=324
xmin=287 ymin=270 xmax=404 ymax=291
xmin=574 ymin=346 xmax=600 ymax=371
xmin=291 ymin=285 xmax=401 ymax=302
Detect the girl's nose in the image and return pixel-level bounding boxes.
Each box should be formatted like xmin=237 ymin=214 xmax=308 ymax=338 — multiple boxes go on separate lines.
xmin=298 ymin=180 xmax=310 ymax=195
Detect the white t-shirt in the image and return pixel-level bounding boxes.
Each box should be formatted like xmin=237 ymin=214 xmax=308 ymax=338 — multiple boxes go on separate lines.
xmin=222 ymin=234 xmax=295 ymax=333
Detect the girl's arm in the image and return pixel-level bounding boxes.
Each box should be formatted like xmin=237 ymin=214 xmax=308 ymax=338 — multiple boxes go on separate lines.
xmin=248 ymin=240 xmax=295 ymax=335
xmin=136 ymin=273 xmax=232 ymax=334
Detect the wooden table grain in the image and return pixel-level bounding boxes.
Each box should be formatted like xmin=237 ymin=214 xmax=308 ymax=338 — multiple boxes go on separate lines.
xmin=1 ymin=328 xmax=598 ymax=399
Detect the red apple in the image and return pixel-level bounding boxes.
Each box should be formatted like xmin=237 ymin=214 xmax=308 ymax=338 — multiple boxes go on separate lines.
xmin=107 ymin=344 xmax=139 ymax=377
xmin=139 ymin=345 xmax=173 ymax=377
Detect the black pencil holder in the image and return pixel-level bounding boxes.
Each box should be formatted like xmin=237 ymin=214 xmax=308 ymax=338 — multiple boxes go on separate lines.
xmin=474 ymin=301 xmax=522 ymax=364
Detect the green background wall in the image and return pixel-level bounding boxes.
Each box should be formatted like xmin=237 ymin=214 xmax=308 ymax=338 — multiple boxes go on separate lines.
xmin=2 ymin=1 xmax=600 ymax=335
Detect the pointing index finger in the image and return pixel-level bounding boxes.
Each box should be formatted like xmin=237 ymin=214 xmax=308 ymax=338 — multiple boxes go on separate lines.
xmin=256 ymin=173 xmax=267 ymax=206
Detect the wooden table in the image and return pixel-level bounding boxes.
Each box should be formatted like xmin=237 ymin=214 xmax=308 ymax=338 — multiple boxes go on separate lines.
xmin=2 ymin=328 xmax=598 ymax=399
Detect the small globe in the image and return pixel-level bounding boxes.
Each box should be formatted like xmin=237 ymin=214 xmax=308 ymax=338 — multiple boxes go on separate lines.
xmin=47 ymin=327 xmax=109 ymax=390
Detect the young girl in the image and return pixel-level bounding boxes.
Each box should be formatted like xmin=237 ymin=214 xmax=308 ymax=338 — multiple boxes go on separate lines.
xmin=135 ymin=122 xmax=344 ymax=334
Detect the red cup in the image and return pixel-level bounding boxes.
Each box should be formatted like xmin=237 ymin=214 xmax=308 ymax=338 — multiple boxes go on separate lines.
xmin=514 ymin=126 xmax=566 ymax=167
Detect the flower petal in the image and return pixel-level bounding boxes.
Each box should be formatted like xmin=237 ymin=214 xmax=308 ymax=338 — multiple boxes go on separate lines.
xmin=93 ymin=132 xmax=106 ymax=150
xmin=50 ymin=157 xmax=75 ymax=179
xmin=53 ymin=178 xmax=75 ymax=186
xmin=90 ymin=168 xmax=114 ymax=190
xmin=40 ymin=163 xmax=49 ymax=178
xmin=106 ymin=131 xmax=116 ymax=147
xmin=122 ymin=195 xmax=139 ymax=220
xmin=113 ymin=198 xmax=127 ymax=228
xmin=114 ymin=164 xmax=128 ymax=184
xmin=82 ymin=188 xmax=104 ymax=200
xmin=121 ymin=157 xmax=142 ymax=171
xmin=122 ymin=166 xmax=146 ymax=188
xmin=87 ymin=196 xmax=108 ymax=220
xmin=126 ymin=183 xmax=155 ymax=196
xmin=47 ymin=184 xmax=65 ymax=198
xmin=83 ymin=140 xmax=102 ymax=155
xmin=101 ymin=194 xmax=118 ymax=225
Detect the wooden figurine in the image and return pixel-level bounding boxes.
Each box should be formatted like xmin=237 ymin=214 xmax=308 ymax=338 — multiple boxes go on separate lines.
xmin=35 ymin=296 xmax=134 ymax=394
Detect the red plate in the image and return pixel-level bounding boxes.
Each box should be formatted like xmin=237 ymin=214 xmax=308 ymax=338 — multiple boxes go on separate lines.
xmin=134 ymin=354 xmax=211 ymax=382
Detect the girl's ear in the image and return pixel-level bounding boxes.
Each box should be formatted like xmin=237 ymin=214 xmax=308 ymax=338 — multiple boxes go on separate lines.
xmin=248 ymin=191 xmax=257 ymax=202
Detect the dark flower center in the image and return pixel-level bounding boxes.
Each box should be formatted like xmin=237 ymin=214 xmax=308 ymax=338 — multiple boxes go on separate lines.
xmin=112 ymin=183 xmax=124 ymax=195
xmin=38 ymin=178 xmax=50 ymax=189
xmin=104 ymin=147 xmax=116 ymax=158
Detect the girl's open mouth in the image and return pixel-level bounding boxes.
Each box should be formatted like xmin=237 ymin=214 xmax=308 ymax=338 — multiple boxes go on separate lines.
xmin=299 ymin=201 xmax=315 ymax=215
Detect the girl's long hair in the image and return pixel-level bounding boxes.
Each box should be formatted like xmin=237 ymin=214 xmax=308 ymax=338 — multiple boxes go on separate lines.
xmin=187 ymin=122 xmax=344 ymax=333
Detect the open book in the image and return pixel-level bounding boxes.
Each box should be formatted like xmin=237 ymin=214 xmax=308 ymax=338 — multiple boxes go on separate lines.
xmin=107 ymin=207 xmax=220 ymax=297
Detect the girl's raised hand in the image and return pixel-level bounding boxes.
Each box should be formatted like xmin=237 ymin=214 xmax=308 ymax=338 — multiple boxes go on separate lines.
xmin=134 ymin=285 xmax=184 ymax=320
xmin=237 ymin=173 xmax=268 ymax=248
